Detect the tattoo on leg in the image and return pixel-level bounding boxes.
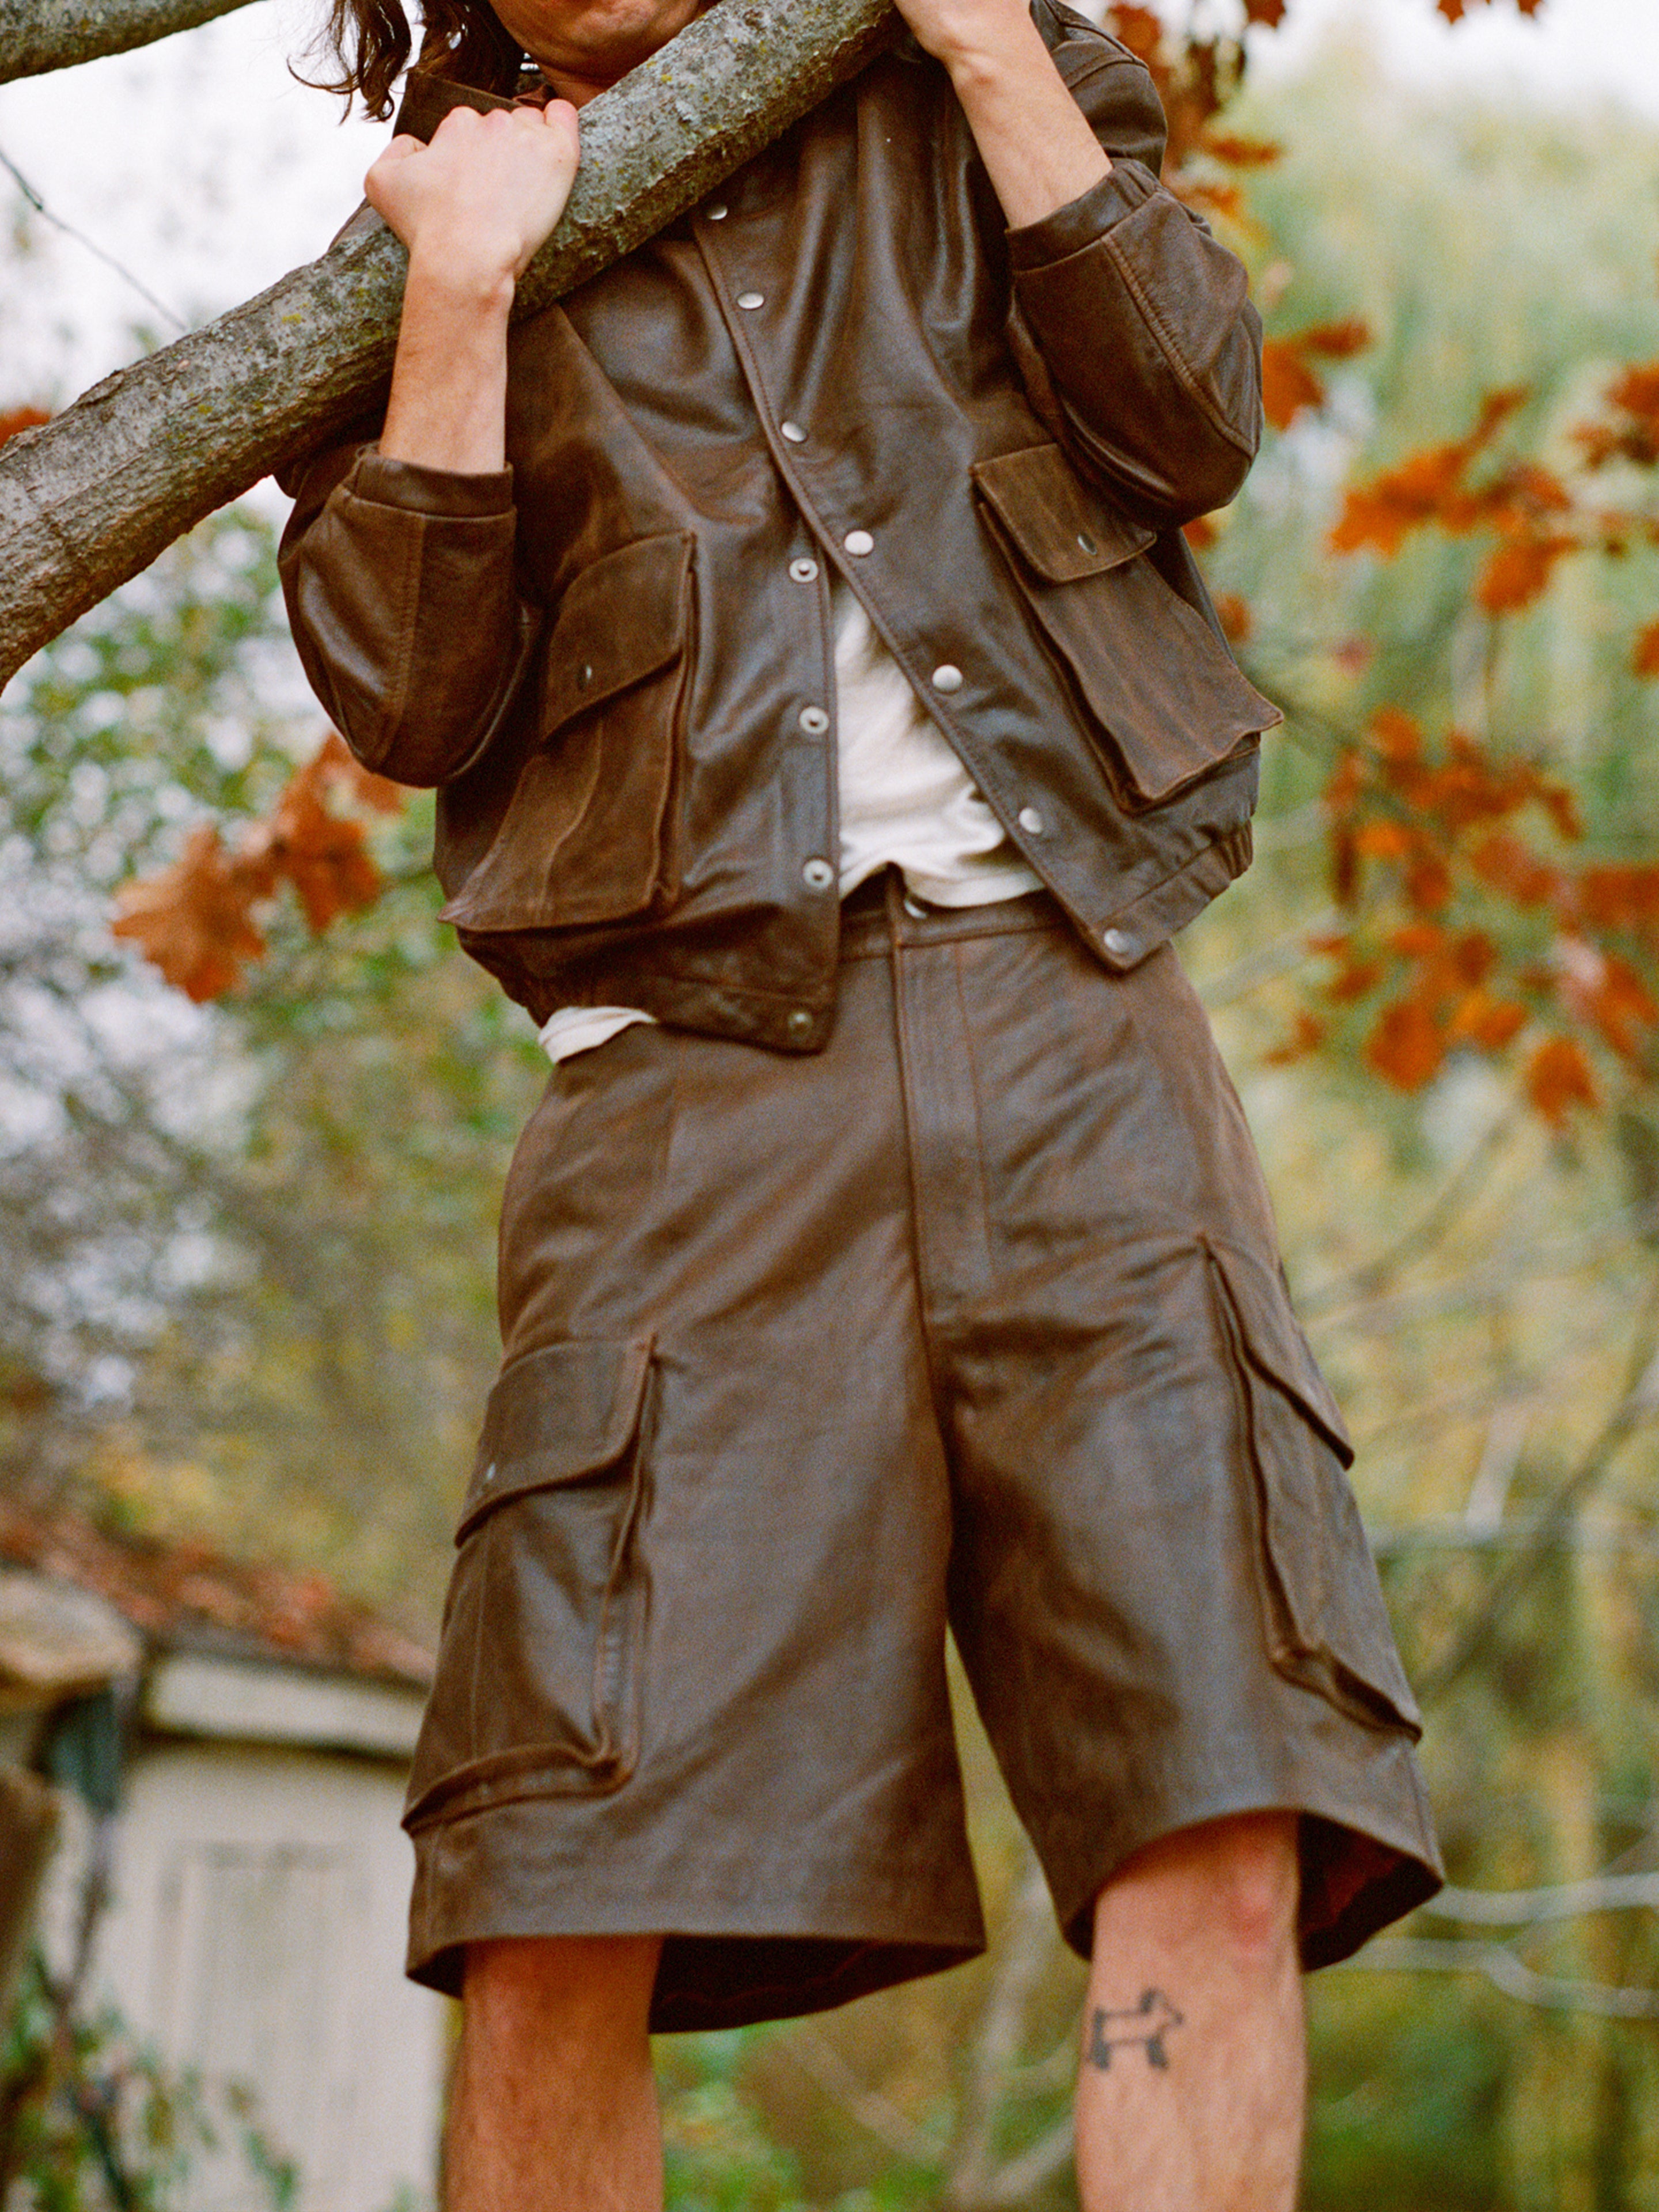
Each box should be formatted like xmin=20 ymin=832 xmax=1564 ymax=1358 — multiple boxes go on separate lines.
xmin=1088 ymin=1988 xmax=1184 ymax=2071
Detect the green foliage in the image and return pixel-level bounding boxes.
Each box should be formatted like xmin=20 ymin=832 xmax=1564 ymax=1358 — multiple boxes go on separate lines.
xmin=0 ymin=1951 xmax=294 ymax=2212
xmin=0 ymin=505 xmax=541 ymax=1621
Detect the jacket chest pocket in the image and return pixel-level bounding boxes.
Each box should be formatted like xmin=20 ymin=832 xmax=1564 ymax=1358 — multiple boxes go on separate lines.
xmin=970 ymin=444 xmax=1279 ymax=812
xmin=441 ymin=532 xmax=695 ymax=933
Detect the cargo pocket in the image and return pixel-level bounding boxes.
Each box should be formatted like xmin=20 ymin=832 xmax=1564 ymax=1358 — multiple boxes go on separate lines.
xmin=1202 ymin=1236 xmax=1423 ymax=1740
xmin=970 ymin=442 xmax=1278 ymax=812
xmin=440 ymin=532 xmax=694 ymax=933
xmin=404 ymin=1338 xmax=655 ymax=1828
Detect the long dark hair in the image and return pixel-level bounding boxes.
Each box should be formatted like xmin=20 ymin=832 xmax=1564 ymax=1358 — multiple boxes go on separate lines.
xmin=299 ymin=0 xmax=527 ymax=119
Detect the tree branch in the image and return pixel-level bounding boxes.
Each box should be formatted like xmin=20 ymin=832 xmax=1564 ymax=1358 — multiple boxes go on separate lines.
xmin=0 ymin=0 xmax=899 ymax=692
xmin=1345 ymin=1936 xmax=1659 ymax=2020
xmin=1426 ymin=1874 xmax=1659 ymax=1926
xmin=1416 ymin=1271 xmax=1659 ymax=1702
xmin=0 ymin=0 xmax=261 ymax=84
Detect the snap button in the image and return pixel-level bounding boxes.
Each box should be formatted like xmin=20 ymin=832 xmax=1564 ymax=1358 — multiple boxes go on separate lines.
xmin=789 ymin=556 xmax=819 ymax=584
xmin=1077 ymin=531 xmax=1099 ymax=555
xmin=1017 ymin=805 xmax=1045 ymax=835
xmin=736 ymin=289 xmax=765 ymax=310
xmin=781 ymin=420 xmax=806 ymax=444
xmin=706 ymin=202 xmax=729 ymax=221
xmin=1102 ymin=927 xmax=1135 ymax=959
xmin=843 ymin=529 xmax=874 ymax=557
xmin=930 ymin=663 xmax=963 ymax=693
xmin=903 ymin=893 xmax=929 ymax=920
xmin=481 ymin=1462 xmax=497 ymax=1486
xmin=802 ymin=857 xmax=835 ymax=891
xmin=799 ymin=705 xmax=830 ymax=734
xmin=575 ymin=662 xmax=594 ymax=690
xmin=786 ymin=1008 xmax=815 ymax=1039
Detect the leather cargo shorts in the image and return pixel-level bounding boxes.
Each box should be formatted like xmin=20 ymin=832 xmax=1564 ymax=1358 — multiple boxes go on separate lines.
xmin=403 ymin=879 xmax=1442 ymax=2030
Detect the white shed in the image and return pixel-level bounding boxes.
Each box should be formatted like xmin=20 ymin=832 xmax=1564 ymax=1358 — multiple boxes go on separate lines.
xmin=2 ymin=1501 xmax=448 ymax=2212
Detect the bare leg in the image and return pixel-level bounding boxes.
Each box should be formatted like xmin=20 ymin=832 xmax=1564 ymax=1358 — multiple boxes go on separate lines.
xmin=445 ymin=1934 xmax=665 ymax=2212
xmin=1074 ymin=1812 xmax=1305 ymax=2212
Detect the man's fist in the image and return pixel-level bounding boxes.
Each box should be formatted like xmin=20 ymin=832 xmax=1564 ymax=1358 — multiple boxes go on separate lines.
xmin=366 ymin=101 xmax=581 ymax=297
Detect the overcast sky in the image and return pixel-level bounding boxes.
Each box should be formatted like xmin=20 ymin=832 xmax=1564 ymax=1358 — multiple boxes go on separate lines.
xmin=0 ymin=0 xmax=1654 ymax=425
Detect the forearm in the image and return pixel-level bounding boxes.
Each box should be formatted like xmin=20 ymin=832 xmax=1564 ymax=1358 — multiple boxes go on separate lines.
xmin=942 ymin=11 xmax=1112 ymax=229
xmin=380 ymin=260 xmax=516 ymax=475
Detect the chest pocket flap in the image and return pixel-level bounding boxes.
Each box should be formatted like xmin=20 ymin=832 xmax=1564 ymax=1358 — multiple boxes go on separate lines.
xmin=972 ymin=442 xmax=1156 ymax=580
xmin=441 ymin=532 xmax=694 ymax=933
xmin=971 ymin=443 xmax=1280 ymax=811
xmin=543 ymin=533 xmax=693 ymax=740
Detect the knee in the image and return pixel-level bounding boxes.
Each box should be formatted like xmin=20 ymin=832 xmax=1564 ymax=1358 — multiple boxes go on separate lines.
xmin=1094 ymin=1811 xmax=1300 ymax=1973
xmin=1205 ymin=1813 xmax=1300 ymax=1965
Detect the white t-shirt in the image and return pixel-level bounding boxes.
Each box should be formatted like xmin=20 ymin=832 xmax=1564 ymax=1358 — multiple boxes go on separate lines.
xmin=538 ymin=589 xmax=1041 ymax=1064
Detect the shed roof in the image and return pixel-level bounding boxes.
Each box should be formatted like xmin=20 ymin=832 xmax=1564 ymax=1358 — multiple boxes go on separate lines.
xmin=0 ymin=1499 xmax=432 ymax=1690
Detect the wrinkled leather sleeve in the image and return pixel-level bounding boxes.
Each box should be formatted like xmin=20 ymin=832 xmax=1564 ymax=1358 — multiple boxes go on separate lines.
xmin=1004 ymin=35 xmax=1263 ymax=527
xmin=278 ymin=442 xmax=537 ymax=789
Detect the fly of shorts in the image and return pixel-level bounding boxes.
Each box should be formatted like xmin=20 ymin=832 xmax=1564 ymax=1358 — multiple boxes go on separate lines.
xmin=403 ymin=878 xmax=1442 ymax=2030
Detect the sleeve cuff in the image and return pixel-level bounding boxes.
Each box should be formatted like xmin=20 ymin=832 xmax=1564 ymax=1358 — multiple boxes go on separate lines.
xmin=1006 ymin=157 xmax=1161 ymax=274
xmin=347 ymin=444 xmax=516 ymax=518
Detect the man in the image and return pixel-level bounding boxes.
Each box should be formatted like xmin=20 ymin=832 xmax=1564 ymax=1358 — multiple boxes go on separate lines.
xmin=280 ymin=0 xmax=1442 ymax=2195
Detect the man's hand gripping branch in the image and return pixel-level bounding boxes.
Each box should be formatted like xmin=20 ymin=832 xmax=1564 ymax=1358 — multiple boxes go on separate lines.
xmin=368 ymin=99 xmax=580 ymax=474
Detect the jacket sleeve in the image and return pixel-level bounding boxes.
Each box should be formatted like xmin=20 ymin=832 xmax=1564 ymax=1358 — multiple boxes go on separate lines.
xmin=1001 ymin=28 xmax=1263 ymax=527
xmin=278 ymin=441 xmax=539 ymax=789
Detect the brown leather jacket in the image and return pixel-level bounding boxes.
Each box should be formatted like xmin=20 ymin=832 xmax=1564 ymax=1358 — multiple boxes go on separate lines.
xmin=279 ymin=1 xmax=1279 ymax=1051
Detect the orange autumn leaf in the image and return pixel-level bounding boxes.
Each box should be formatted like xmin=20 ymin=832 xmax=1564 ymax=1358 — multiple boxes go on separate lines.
xmin=314 ymin=730 xmax=405 ymax=816
xmin=1202 ymin=132 xmax=1283 ymax=167
xmin=1633 ymin=620 xmax=1659 ymax=676
xmin=1261 ymin=339 xmax=1324 ymax=431
xmin=252 ymin=763 xmax=382 ymax=933
xmin=1298 ymin=318 xmax=1372 ymax=360
xmin=111 ymin=825 xmax=268 ymax=1002
xmin=1449 ymin=929 xmax=1498 ymax=986
xmin=1585 ymin=953 xmax=1659 ymax=1062
xmin=1104 ymin=3 xmax=1164 ymax=60
xmin=1331 ymin=389 xmax=1527 ymax=556
xmin=1241 ymin=0 xmax=1287 ymax=24
xmin=1446 ymin=992 xmax=1528 ymax=1052
xmin=1372 ymin=707 xmax=1425 ymax=764
xmin=0 ymin=406 xmax=49 ymax=448
xmin=1390 ymin=921 xmax=1450 ymax=960
xmin=1525 ymin=1035 xmax=1599 ymax=1127
xmin=1405 ymin=852 xmax=1454 ymax=912
xmin=1607 ymin=361 xmax=1659 ymax=426
xmin=1181 ymin=180 xmax=1247 ymax=225
xmin=1476 ymin=532 xmax=1576 ymax=613
xmin=1265 ymin=1009 xmax=1325 ymax=1065
xmin=111 ymin=734 xmax=404 ymax=998
xmin=1468 ymin=832 xmax=1564 ymax=908
xmin=1576 ymin=863 xmax=1659 ymax=931
xmin=1353 ymin=819 xmax=1414 ymax=862
xmin=1213 ymin=591 xmax=1252 ymax=643
xmin=1325 ymin=955 xmax=1384 ymax=1005
xmin=1365 ymin=997 xmax=1446 ymax=1092
xmin=1183 ymin=514 xmax=1219 ymax=551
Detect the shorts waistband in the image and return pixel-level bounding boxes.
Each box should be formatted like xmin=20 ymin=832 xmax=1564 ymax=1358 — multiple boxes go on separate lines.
xmin=838 ymin=868 xmax=1064 ymax=962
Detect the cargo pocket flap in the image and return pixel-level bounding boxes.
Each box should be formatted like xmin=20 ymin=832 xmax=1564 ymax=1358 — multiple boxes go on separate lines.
xmin=542 ymin=534 xmax=693 ymax=738
xmin=1203 ymin=1237 xmax=1353 ymax=1468
xmin=458 ymin=1337 xmax=654 ymax=1539
xmin=970 ymin=442 xmax=1155 ymax=582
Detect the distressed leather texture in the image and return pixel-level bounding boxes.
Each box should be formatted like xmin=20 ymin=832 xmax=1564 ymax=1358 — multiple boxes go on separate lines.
xmin=280 ymin=1 xmax=1282 ymax=1050
xmin=402 ymin=889 xmax=1442 ymax=2027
